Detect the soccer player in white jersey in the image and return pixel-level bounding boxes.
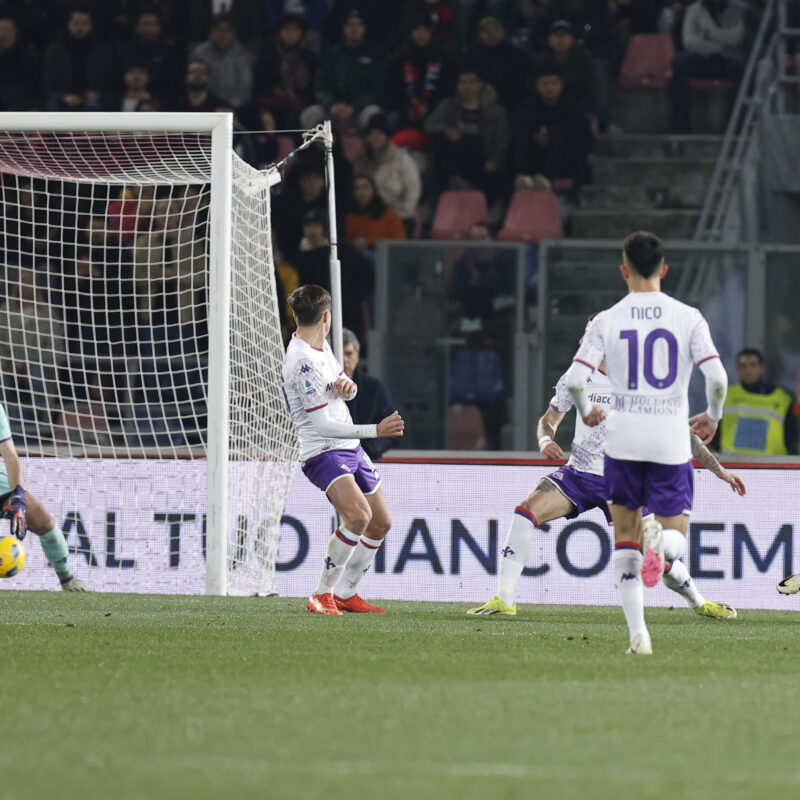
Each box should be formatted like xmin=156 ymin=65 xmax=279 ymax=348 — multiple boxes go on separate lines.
xmin=565 ymin=232 xmax=728 ymax=654
xmin=282 ymin=285 xmax=404 ymax=615
xmin=0 ymin=403 xmax=90 ymax=591
xmin=468 ymin=317 xmax=743 ymax=619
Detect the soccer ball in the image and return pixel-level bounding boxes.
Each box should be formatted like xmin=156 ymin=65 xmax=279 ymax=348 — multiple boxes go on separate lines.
xmin=0 ymin=536 xmax=25 ymax=578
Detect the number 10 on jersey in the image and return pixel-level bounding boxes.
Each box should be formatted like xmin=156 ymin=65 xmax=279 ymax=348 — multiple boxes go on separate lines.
xmin=620 ymin=329 xmax=678 ymax=390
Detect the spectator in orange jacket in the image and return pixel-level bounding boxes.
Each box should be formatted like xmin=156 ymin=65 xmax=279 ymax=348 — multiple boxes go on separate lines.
xmin=345 ymin=175 xmax=407 ymax=253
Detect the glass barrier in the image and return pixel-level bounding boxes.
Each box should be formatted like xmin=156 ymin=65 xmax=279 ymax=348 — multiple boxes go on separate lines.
xmin=374 ymin=241 xmax=529 ymax=450
xmin=765 ymin=251 xmax=800 ymax=394
xmin=373 ymin=240 xmax=800 ymax=454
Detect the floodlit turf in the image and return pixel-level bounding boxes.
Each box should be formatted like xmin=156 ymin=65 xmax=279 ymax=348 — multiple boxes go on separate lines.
xmin=2 ymin=593 xmax=800 ymax=800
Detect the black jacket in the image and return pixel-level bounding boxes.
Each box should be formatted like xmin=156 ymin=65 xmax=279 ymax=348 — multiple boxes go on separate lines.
xmin=346 ymin=367 xmax=395 ymax=461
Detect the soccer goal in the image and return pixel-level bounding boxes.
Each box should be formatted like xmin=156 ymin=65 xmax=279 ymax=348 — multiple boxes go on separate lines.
xmin=0 ymin=112 xmax=299 ymax=596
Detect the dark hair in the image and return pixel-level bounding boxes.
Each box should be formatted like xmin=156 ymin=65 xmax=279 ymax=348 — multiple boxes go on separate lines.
xmin=457 ymin=64 xmax=482 ymax=80
xmin=353 ymin=174 xmax=387 ymax=219
xmin=210 ymin=13 xmax=233 ymax=30
xmin=534 ymin=59 xmax=564 ymax=81
xmin=288 ymin=285 xmax=331 ymax=326
xmin=622 ymin=231 xmax=664 ymax=278
xmin=279 ymin=12 xmax=307 ymax=32
xmin=736 ymin=347 xmax=764 ymax=364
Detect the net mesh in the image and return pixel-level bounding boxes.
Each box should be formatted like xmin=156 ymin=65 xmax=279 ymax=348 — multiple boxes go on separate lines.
xmin=0 ymin=128 xmax=298 ymax=595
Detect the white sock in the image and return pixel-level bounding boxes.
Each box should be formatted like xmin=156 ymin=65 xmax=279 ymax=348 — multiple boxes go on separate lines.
xmin=612 ymin=546 xmax=648 ymax=640
xmin=497 ymin=506 xmax=535 ymax=606
xmin=662 ymin=529 xmax=686 ymax=562
xmin=335 ymin=535 xmax=383 ymax=599
xmin=314 ymin=527 xmax=360 ymax=595
xmin=662 ymin=559 xmax=705 ymax=609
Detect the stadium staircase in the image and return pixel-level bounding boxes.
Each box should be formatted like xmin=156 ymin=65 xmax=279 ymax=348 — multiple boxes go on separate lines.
xmin=572 ymin=133 xmax=723 ymax=239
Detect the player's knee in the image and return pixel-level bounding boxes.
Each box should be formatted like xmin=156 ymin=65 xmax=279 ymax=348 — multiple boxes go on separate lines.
xmin=371 ymin=514 xmax=391 ymax=538
xmin=518 ymin=496 xmax=536 ymax=515
xmin=348 ymin=507 xmax=372 ymax=536
xmin=30 ymin=511 xmax=55 ymax=536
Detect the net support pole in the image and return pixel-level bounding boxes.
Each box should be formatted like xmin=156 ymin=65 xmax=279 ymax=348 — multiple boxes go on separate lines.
xmin=323 ymin=120 xmax=344 ymax=363
xmin=206 ymin=113 xmax=234 ymax=596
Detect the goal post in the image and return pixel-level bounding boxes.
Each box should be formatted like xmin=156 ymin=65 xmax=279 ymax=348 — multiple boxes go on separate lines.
xmin=0 ymin=111 xmax=298 ymax=596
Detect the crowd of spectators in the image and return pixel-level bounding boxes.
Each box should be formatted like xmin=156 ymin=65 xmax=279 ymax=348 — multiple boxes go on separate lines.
xmin=0 ymin=0 xmax=772 ymax=451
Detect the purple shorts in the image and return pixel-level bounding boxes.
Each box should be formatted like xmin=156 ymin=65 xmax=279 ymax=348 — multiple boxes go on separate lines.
xmin=544 ymin=465 xmax=612 ymax=523
xmin=302 ymin=446 xmax=381 ymax=495
xmin=604 ymin=455 xmax=694 ymax=517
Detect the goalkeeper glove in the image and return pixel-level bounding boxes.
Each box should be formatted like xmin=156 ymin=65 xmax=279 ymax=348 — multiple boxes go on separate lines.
xmin=2 ymin=486 xmax=26 ymax=541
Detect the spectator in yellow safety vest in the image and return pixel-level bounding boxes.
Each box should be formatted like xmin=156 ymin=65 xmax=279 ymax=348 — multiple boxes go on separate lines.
xmin=716 ymin=348 xmax=798 ymax=455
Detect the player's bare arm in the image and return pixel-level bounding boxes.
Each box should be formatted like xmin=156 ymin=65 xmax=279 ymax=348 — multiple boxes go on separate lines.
xmin=690 ymin=433 xmax=746 ymax=495
xmin=537 ymin=407 xmax=566 ymax=459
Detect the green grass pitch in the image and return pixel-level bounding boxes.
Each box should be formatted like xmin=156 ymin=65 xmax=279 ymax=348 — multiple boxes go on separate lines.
xmin=2 ymin=592 xmax=800 ymax=800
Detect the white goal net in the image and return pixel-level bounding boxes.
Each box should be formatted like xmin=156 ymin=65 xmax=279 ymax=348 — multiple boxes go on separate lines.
xmin=0 ymin=113 xmax=298 ymax=595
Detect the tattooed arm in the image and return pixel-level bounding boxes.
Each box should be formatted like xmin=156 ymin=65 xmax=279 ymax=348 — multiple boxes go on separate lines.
xmin=691 ymin=433 xmax=746 ymax=495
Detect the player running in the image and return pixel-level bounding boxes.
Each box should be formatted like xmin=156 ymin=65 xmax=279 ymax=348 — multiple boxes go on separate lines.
xmin=282 ymin=285 xmax=404 ymax=615
xmin=468 ymin=319 xmax=743 ymax=620
xmin=565 ymin=231 xmax=729 ymax=654
xmin=0 ymin=403 xmax=90 ymax=591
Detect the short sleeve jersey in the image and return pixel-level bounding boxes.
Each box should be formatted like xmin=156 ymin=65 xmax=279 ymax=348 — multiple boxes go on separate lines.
xmin=281 ymin=334 xmax=359 ymax=462
xmin=573 ymin=292 xmax=718 ymax=464
xmin=550 ymin=369 xmax=614 ymax=476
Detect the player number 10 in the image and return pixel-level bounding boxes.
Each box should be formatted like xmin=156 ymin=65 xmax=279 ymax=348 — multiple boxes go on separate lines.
xmin=619 ymin=328 xmax=678 ymax=390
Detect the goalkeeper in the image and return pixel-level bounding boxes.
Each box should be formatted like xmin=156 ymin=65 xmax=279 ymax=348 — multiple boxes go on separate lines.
xmin=0 ymin=402 xmax=90 ymax=591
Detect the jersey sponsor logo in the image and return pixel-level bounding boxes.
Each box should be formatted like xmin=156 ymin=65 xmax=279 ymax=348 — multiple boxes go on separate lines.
xmin=619 ymin=572 xmax=637 ymax=581
xmin=588 ymin=393 xmax=612 ymax=405
xmin=339 ymin=464 xmax=351 ymax=472
xmin=300 ymin=364 xmax=311 ymax=373
xmin=613 ymin=394 xmax=682 ymax=415
xmin=631 ymin=306 xmax=662 ymax=319
xmin=552 ymin=471 xmax=564 ymax=480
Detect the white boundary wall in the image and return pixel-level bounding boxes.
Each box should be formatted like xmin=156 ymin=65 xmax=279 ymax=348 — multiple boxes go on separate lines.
xmin=3 ymin=461 xmax=797 ymax=609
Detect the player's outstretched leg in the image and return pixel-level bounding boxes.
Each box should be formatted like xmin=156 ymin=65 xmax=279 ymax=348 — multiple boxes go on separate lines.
xmin=778 ymin=574 xmax=800 ymax=595
xmin=662 ymin=560 xmax=737 ymax=619
xmin=26 ymin=492 xmax=92 ymax=592
xmin=468 ymin=481 xmax=573 ymax=616
xmin=467 ymin=505 xmax=534 ymax=616
xmin=334 ymin=486 xmax=389 ymax=613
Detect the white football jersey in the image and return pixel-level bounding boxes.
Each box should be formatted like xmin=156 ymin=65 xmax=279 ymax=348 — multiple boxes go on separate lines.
xmin=281 ymin=334 xmax=359 ymax=461
xmin=550 ymin=369 xmax=614 ymax=476
xmin=573 ymin=292 xmax=719 ymax=464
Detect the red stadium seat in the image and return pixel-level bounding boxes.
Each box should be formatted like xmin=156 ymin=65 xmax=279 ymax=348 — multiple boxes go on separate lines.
xmin=497 ymin=191 xmax=563 ymax=243
xmin=618 ymin=34 xmax=675 ymax=89
xmin=446 ymin=404 xmax=488 ymax=450
xmin=431 ymin=190 xmax=489 ymax=240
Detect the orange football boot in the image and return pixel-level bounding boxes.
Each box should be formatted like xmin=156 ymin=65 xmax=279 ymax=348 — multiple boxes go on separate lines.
xmin=334 ymin=594 xmax=386 ymax=613
xmin=306 ymin=593 xmax=343 ymax=615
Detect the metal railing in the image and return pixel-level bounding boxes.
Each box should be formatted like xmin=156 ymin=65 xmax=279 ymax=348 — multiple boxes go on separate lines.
xmin=695 ymin=0 xmax=797 ymax=242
